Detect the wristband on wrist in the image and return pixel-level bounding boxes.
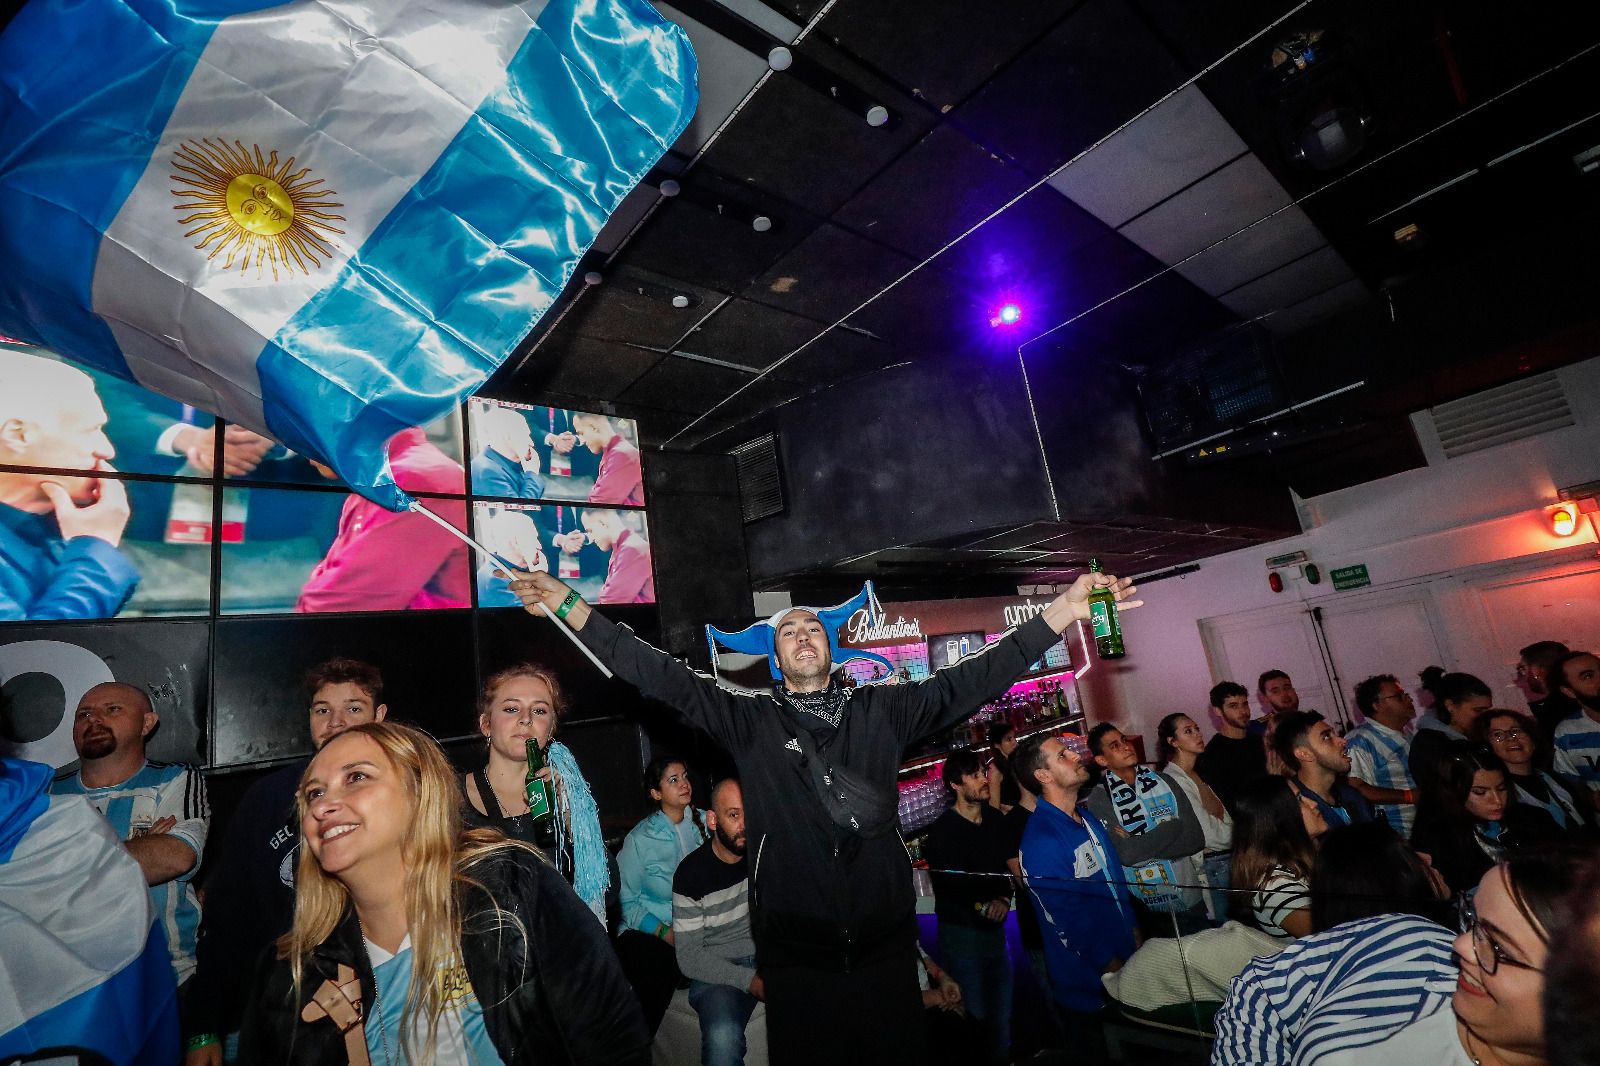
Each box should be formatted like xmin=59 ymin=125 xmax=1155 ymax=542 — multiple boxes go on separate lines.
xmin=185 ymin=1034 xmax=220 ymax=1051
xmin=655 ymin=924 xmax=669 ymax=940
xmin=1403 ymin=788 xmax=1415 ymax=804
xmin=555 ymin=589 xmax=579 ymax=620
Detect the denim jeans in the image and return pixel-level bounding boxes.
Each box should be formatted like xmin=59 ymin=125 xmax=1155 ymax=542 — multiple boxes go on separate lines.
xmin=938 ymin=922 xmax=1013 ymax=1066
xmin=688 ymin=956 xmax=759 ymax=1066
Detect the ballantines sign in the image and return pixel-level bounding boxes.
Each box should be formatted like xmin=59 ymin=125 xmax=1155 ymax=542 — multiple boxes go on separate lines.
xmin=838 ymin=594 xmax=1054 ymax=648
xmin=846 ymin=608 xmax=924 ymax=644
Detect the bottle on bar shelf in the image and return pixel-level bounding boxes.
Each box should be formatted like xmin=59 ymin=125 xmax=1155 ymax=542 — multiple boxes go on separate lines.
xmin=524 ymin=738 xmax=556 ymax=829
xmin=1086 ymin=557 xmax=1126 ymax=660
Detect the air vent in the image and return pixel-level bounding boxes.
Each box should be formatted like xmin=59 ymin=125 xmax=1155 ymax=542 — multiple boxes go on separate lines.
xmin=730 ymin=433 xmax=784 ymax=522
xmin=1429 ymin=373 xmax=1574 ymax=459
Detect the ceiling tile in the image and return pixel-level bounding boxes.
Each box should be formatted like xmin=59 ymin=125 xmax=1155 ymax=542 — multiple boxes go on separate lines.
xmin=1117 ymin=154 xmax=1293 ymax=264
xmin=560 ymin=266 xmax=724 ymax=348
xmin=618 ymin=354 xmax=758 ymax=413
xmin=679 ymin=299 xmax=825 ymax=369
xmin=657 ymin=4 xmax=771 ymax=156
xmin=1173 ymin=207 xmax=1328 ymax=296
xmin=1045 ymin=86 xmax=1248 ymax=227
xmin=700 ymin=38 xmax=938 ymax=218
xmin=819 ymin=0 xmax=1083 ymax=111
xmin=508 ymin=334 xmax=662 ymax=401
xmin=834 ymin=125 xmax=1034 ymax=260
xmin=956 ymin=0 xmax=1188 ymax=178
xmin=1218 ymin=246 xmax=1358 ymax=319
xmin=744 ymin=224 xmax=916 ymax=322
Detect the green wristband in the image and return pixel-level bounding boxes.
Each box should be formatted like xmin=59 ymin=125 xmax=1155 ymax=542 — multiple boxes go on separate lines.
xmin=185 ymin=1034 xmax=220 ymax=1051
xmin=555 ymin=589 xmax=579 ymax=620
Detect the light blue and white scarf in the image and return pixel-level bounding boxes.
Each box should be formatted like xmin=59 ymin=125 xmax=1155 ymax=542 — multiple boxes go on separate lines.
xmin=1104 ymin=767 xmax=1187 ymax=912
xmin=546 ymin=740 xmax=609 ymax=927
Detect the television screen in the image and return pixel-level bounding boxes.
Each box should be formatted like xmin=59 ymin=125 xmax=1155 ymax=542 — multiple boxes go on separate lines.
xmin=224 ymin=408 xmax=465 ymax=490
xmin=0 ymin=472 xmax=215 ymax=621
xmin=468 ymin=398 xmax=644 ymax=507
xmin=220 ymin=486 xmax=469 ymax=615
xmin=473 ymin=501 xmax=655 ymax=606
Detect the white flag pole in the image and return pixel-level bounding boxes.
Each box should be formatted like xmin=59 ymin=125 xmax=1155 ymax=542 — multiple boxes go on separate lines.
xmin=407 ymin=500 xmax=613 ymax=679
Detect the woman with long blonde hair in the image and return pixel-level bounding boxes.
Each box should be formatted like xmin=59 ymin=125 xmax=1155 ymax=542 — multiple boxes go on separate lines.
xmin=239 ymin=721 xmax=646 ymax=1064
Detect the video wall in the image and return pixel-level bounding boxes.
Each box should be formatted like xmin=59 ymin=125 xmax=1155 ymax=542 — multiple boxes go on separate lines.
xmin=0 ymin=341 xmax=655 ymax=622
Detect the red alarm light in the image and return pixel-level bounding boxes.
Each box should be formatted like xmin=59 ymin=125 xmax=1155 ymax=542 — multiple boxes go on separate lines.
xmin=1268 ymin=571 xmax=1284 ymax=593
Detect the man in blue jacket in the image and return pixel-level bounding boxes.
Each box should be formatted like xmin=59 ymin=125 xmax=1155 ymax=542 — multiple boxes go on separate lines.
xmin=1015 ymin=733 xmax=1138 ymax=1063
xmin=471 ymin=404 xmax=545 ymax=500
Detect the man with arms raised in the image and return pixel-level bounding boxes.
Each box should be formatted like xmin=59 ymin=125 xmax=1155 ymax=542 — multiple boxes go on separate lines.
xmin=672 ymin=777 xmax=762 ymax=1066
xmin=508 ymin=568 xmax=1139 ymax=1065
xmin=0 ymin=350 xmax=135 ymax=619
xmin=51 ymin=682 xmax=209 ymax=1010
xmin=183 ymin=658 xmax=388 ymax=1063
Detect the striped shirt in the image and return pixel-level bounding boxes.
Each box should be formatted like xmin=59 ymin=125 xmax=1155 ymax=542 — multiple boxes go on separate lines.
xmin=1345 ymin=720 xmax=1416 ymax=837
xmin=671 ymin=839 xmax=756 ymax=992
xmin=1212 ymin=913 xmax=1457 ymax=1066
xmin=1252 ymin=866 xmax=1310 ymax=941
xmin=1552 ymin=710 xmax=1600 ymax=794
xmin=52 ymin=760 xmax=209 ymax=983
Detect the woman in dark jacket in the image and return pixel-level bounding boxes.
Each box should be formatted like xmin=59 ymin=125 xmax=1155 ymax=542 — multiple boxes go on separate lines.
xmin=1409 ymin=741 xmax=1561 ymax=896
xmin=240 ymin=720 xmax=647 ymax=1064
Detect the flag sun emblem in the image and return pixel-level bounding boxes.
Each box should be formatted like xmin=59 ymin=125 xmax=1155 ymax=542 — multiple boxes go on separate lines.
xmin=171 ymin=139 xmax=347 ymax=279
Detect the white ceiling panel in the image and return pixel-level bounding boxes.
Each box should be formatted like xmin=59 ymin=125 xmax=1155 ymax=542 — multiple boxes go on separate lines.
xmin=1174 ymin=207 xmax=1328 ymax=296
xmin=657 ymin=5 xmax=769 ymax=155
xmin=1045 ymin=86 xmax=1248 ymax=228
xmin=1117 ymin=153 xmax=1293 ymax=264
xmin=1218 ymin=246 xmax=1359 ymax=319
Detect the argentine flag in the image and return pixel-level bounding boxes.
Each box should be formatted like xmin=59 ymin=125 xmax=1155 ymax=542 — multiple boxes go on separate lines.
xmin=0 ymin=0 xmax=696 ymax=509
xmin=0 ymin=759 xmax=180 ymax=1065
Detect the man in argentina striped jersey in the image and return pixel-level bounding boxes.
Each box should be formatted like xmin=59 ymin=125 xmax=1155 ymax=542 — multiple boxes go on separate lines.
xmin=50 ymin=681 xmax=209 ymax=1004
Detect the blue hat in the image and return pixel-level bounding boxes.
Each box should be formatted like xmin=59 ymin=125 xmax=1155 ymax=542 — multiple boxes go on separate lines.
xmin=706 ymin=581 xmax=895 ymax=682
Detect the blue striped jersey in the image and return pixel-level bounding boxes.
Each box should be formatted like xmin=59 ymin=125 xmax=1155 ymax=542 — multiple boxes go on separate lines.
xmin=52 ymin=761 xmax=209 ymax=983
xmin=1212 ymin=913 xmax=1457 ymax=1066
xmin=1552 ymin=710 xmax=1600 ymax=793
xmin=1344 ymin=720 xmax=1416 ymax=837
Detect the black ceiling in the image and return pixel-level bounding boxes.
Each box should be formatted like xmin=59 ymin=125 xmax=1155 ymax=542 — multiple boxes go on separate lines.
xmin=488 ymin=0 xmax=1600 ymax=587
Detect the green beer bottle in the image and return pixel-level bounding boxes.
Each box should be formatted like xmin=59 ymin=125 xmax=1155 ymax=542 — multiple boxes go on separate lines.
xmin=525 ymin=738 xmax=555 ymax=827
xmin=1086 ymin=558 xmax=1126 ymax=660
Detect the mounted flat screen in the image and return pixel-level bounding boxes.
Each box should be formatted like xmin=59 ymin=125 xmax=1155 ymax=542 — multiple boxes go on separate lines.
xmin=468 ymin=398 xmax=644 ymax=507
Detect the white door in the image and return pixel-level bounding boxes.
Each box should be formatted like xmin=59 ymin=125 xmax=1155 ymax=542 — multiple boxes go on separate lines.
xmin=1468 ymin=559 xmax=1600 ymax=687
xmin=1311 ymin=585 xmax=1453 ymax=726
xmin=1198 ymin=605 xmax=1337 ymax=724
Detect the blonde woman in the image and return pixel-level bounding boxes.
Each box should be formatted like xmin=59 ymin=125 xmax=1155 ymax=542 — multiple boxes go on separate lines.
xmin=239 ymin=721 xmax=646 ymax=1064
xmin=462 ymin=662 xmax=610 ymax=923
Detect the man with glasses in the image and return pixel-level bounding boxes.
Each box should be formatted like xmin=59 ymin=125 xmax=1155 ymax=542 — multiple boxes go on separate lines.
xmin=1344 ymin=674 xmax=1419 ymax=836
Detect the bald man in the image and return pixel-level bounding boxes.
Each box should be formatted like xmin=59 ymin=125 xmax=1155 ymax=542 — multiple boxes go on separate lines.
xmin=0 ymin=351 xmax=137 ymax=619
xmin=472 ymin=404 xmax=545 ymax=500
xmin=52 ymin=681 xmax=210 ymax=993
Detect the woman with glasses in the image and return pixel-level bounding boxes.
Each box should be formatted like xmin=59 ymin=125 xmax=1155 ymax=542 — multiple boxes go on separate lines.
xmin=1213 ymin=848 xmax=1591 ymax=1066
xmin=1471 ymin=709 xmax=1593 ymax=835
xmin=1411 ymin=742 xmax=1561 ymax=896
xmin=615 ymin=754 xmax=709 ymax=1035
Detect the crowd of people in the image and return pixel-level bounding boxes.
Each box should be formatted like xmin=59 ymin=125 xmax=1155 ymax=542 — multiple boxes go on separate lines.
xmin=8 ymin=566 xmax=1600 ymax=1066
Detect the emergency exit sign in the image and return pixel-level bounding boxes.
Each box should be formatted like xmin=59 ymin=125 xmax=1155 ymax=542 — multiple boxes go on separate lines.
xmin=1330 ymin=564 xmax=1371 ymax=591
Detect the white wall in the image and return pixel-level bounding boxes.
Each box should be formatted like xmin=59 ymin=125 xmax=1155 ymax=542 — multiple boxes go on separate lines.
xmin=1087 ymin=357 xmax=1600 ymax=747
